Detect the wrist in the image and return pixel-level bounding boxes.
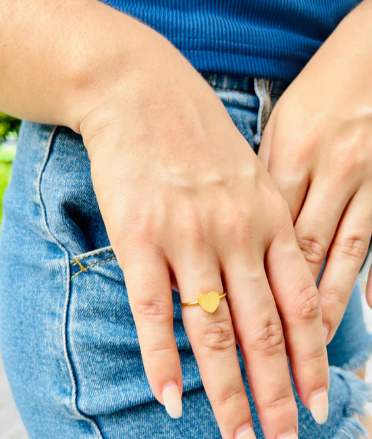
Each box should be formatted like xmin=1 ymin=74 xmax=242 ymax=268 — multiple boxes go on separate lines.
xmin=296 ymin=0 xmax=372 ymax=86
xmin=67 ymin=5 xmax=193 ymax=137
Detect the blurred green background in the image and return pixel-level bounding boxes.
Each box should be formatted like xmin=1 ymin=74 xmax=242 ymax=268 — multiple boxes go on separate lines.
xmin=0 ymin=112 xmax=21 ymax=222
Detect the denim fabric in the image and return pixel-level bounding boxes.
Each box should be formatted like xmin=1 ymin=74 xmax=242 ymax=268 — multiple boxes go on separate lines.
xmin=0 ymin=73 xmax=371 ymax=439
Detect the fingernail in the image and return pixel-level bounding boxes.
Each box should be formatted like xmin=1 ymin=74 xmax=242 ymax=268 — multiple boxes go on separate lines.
xmin=235 ymin=424 xmax=256 ymax=439
xmin=309 ymin=387 xmax=328 ymax=424
xmin=277 ymin=428 xmax=298 ymax=439
xmin=162 ymin=381 xmax=182 ymax=419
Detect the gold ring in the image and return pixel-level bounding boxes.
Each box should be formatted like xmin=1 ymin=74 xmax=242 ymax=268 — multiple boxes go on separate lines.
xmin=180 ymin=291 xmax=227 ymax=314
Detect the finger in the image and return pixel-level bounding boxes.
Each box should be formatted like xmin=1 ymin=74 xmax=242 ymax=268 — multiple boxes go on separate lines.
xmin=258 ymin=125 xmax=310 ymax=222
xmin=366 ymin=261 xmax=372 ymax=309
xmin=319 ymin=183 xmax=372 ymax=340
xmin=223 ymin=254 xmax=299 ymax=439
xmin=174 ymin=249 xmax=256 ymax=439
xmin=266 ymin=222 xmax=330 ymax=425
xmin=121 ymin=249 xmax=183 ymax=419
xmin=294 ymin=177 xmax=354 ymax=281
xmin=257 ymin=113 xmax=276 ymax=168
xmin=270 ymin=169 xmax=309 ymax=223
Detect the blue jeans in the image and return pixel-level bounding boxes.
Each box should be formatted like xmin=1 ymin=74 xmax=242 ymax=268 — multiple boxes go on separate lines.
xmin=0 ymin=73 xmax=371 ymax=439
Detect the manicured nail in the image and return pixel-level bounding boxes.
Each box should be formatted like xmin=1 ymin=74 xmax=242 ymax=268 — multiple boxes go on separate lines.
xmin=309 ymin=387 xmax=328 ymax=424
xmin=235 ymin=424 xmax=256 ymax=439
xmin=277 ymin=428 xmax=298 ymax=439
xmin=162 ymin=381 xmax=182 ymax=419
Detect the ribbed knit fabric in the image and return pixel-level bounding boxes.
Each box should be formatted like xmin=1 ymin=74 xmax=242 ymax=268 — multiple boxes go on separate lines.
xmin=99 ymin=0 xmax=361 ymax=82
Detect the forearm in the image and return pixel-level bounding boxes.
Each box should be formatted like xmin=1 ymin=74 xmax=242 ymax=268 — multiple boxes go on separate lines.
xmin=0 ymin=0 xmax=185 ymax=133
xmin=296 ymin=0 xmax=372 ymax=92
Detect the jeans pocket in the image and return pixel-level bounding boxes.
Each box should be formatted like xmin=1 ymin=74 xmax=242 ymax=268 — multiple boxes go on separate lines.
xmin=68 ymin=246 xmax=154 ymax=417
xmin=67 ymin=246 xmax=200 ymax=418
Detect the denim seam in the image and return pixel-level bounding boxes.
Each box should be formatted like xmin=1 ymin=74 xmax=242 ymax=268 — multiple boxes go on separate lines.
xmin=267 ymin=80 xmax=273 ymax=128
xmin=265 ymin=79 xmax=273 ymax=131
xmin=259 ymin=80 xmax=266 ymax=136
xmin=70 ymin=247 xmax=114 ymax=263
xmin=71 ymin=256 xmax=117 ymax=280
xmin=37 ymin=125 xmax=105 ymax=439
xmin=254 ymin=78 xmax=272 ymax=149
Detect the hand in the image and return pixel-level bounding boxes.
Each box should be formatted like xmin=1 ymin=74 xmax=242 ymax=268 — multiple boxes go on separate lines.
xmin=77 ymin=19 xmax=329 ymax=439
xmin=0 ymin=0 xmax=329 ymax=433
xmin=258 ymin=0 xmax=372 ymax=344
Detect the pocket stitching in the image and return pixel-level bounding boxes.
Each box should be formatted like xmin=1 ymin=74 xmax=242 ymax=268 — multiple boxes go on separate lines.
xmin=71 ymin=256 xmax=117 ymax=280
xmin=70 ymin=246 xmax=114 ymax=263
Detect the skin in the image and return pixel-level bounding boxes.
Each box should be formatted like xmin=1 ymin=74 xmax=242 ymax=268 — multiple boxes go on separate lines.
xmin=0 ymin=0 xmax=370 ymax=437
xmin=0 ymin=1 xmax=329 ymax=438
xmin=258 ymin=0 xmax=372 ymax=345
xmin=257 ymin=2 xmax=372 ymax=431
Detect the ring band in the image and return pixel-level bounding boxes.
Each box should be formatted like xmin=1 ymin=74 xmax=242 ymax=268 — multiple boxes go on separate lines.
xmin=180 ymin=291 xmax=227 ymax=314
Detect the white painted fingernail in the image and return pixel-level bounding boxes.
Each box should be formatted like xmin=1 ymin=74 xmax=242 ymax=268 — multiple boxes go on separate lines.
xmin=235 ymin=424 xmax=256 ymax=438
xmin=309 ymin=387 xmax=329 ymax=424
xmin=162 ymin=381 xmax=182 ymax=419
xmin=277 ymin=428 xmax=298 ymax=439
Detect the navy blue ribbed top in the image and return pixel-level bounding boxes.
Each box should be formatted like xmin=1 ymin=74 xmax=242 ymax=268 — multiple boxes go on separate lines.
xmin=100 ymin=0 xmax=361 ymax=82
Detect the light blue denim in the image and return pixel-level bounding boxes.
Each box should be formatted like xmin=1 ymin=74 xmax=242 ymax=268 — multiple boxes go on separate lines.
xmin=0 ymin=73 xmax=371 ymax=439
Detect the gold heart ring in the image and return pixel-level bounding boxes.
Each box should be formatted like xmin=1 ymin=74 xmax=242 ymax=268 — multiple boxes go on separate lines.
xmin=180 ymin=291 xmax=227 ymax=314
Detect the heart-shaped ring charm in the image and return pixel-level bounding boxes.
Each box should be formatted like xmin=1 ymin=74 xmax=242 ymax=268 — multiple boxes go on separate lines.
xmin=198 ymin=291 xmax=220 ymax=313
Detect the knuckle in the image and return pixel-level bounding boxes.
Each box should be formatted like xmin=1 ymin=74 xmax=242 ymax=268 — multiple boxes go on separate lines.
xmin=333 ymin=127 xmax=369 ymax=175
xmin=135 ymin=296 xmax=171 ymax=322
xmin=263 ymin=393 xmax=295 ymax=411
xmin=247 ymin=320 xmax=284 ymax=356
xmin=220 ymin=206 xmax=250 ymax=236
xmin=241 ymin=161 xmax=260 ymax=185
xmin=333 ymin=236 xmax=368 ymax=260
xmin=146 ymin=345 xmax=175 ymax=358
xmin=334 ymin=154 xmax=358 ymax=179
xmin=322 ymin=287 xmax=348 ymax=307
xmin=297 ymin=348 xmax=325 ymax=367
xmin=291 ymin=286 xmax=320 ymax=321
xmin=198 ymin=319 xmax=236 ymax=352
xmin=277 ymin=174 xmax=304 ymax=196
xmin=218 ymin=386 xmax=248 ymax=407
xmin=290 ymin=139 xmax=312 ymax=164
xmin=297 ymin=236 xmax=327 ymax=266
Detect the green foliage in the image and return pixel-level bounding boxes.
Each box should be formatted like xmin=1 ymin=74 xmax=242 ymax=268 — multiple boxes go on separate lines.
xmin=0 ymin=112 xmax=20 ymax=144
xmin=0 ymin=161 xmax=12 ymax=222
xmin=0 ymin=112 xmax=18 ymax=223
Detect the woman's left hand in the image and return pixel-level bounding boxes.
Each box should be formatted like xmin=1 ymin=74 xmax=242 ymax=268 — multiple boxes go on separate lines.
xmin=258 ymin=0 xmax=372 ymax=343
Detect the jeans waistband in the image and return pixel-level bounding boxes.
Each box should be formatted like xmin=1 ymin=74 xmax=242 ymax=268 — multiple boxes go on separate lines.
xmin=200 ymin=72 xmax=289 ymax=97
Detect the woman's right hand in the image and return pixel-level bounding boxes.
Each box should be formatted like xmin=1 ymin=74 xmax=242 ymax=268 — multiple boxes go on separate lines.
xmin=73 ymin=7 xmax=329 ymax=439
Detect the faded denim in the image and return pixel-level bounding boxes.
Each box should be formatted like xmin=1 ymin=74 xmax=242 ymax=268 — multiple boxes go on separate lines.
xmin=0 ymin=73 xmax=371 ymax=439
